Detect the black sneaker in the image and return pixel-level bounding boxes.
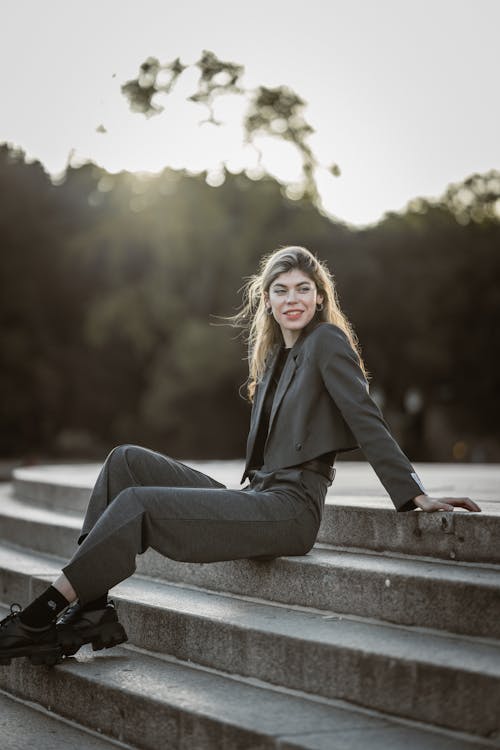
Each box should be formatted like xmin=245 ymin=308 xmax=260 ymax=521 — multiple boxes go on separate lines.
xmin=57 ymin=600 xmax=128 ymax=656
xmin=0 ymin=603 xmax=62 ymax=666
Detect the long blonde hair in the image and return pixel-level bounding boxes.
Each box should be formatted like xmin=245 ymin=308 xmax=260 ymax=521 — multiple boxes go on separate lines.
xmin=230 ymin=246 xmax=368 ymax=401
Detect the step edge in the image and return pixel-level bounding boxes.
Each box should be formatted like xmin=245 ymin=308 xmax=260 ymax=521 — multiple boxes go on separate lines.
xmin=1 ymin=551 xmax=500 ymax=666
xmin=1 ymin=629 xmax=498 ymax=749
xmin=0 ymin=687 xmax=138 ymax=749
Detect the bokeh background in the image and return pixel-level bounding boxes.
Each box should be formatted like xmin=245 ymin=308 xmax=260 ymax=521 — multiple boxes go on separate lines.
xmin=1 ymin=0 xmax=499 ymax=464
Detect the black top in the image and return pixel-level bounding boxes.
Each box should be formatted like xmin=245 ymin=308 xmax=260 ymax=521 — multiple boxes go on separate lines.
xmin=249 ymin=345 xmax=335 ymax=472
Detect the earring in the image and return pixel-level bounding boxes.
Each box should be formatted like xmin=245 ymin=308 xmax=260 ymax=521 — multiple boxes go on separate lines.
xmin=316 ymin=302 xmax=324 ymax=312
xmin=266 ymin=306 xmax=273 ymax=315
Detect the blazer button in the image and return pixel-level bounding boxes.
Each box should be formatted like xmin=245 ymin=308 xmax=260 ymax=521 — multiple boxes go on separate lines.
xmin=295 ymin=442 xmax=303 ymax=451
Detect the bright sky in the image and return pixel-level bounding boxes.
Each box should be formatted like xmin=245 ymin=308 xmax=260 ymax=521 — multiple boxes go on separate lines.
xmin=1 ymin=0 xmax=499 ymax=226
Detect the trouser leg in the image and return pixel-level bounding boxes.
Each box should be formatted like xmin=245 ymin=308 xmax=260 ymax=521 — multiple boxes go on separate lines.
xmin=62 ymin=471 xmax=320 ymax=605
xmin=78 ymin=444 xmax=226 ymax=543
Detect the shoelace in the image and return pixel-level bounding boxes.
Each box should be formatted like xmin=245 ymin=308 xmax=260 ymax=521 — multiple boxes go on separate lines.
xmin=0 ymin=603 xmax=22 ymax=628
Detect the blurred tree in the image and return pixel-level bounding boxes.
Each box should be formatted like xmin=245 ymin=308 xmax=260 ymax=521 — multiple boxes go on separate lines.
xmin=64 ymin=165 xmax=344 ymax=455
xmin=121 ymin=50 xmax=341 ymax=206
xmin=0 ymin=146 xmax=76 ymax=455
xmin=354 ymin=192 xmax=500 ymax=460
xmin=440 ymin=170 xmax=500 ymax=225
xmin=0 ymin=142 xmax=498 ymax=461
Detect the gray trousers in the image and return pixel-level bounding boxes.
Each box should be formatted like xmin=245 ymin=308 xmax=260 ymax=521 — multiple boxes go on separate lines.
xmin=62 ymin=445 xmax=332 ymax=604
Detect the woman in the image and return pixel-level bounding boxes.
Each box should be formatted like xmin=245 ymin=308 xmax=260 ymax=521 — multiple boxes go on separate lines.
xmin=0 ymin=246 xmax=480 ymax=666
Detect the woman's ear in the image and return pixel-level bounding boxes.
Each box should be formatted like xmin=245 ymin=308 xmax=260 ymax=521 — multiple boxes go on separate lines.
xmin=263 ymin=291 xmax=269 ymax=306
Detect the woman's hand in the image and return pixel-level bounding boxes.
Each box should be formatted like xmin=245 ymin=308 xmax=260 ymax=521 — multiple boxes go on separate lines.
xmin=413 ymin=494 xmax=481 ymax=512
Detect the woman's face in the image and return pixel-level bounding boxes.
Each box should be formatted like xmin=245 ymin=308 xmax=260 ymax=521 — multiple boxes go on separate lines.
xmin=264 ymin=268 xmax=323 ymax=348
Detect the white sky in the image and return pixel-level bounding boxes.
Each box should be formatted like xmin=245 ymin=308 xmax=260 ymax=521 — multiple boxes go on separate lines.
xmin=1 ymin=0 xmax=499 ymax=226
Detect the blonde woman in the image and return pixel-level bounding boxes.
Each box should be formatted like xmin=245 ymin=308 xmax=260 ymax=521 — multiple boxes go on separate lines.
xmin=0 ymin=246 xmax=480 ymax=666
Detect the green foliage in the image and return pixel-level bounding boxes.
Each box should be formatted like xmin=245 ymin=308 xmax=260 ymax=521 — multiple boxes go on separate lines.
xmin=442 ymin=171 xmax=500 ymax=225
xmin=121 ymin=56 xmax=187 ymax=116
xmin=0 ymin=142 xmax=499 ymax=461
xmin=121 ymin=49 xmax=339 ymax=205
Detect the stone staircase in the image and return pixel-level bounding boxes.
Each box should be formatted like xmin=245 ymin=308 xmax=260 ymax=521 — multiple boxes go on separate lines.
xmin=0 ymin=460 xmax=499 ymax=749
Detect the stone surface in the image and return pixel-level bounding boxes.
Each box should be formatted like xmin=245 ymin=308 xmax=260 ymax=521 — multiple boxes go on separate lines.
xmin=133 ymin=546 xmax=500 ymax=638
xmin=2 ymin=486 xmax=500 ymax=636
xmin=0 ymin=609 xmax=493 ymax=750
xmin=0 ymin=691 xmax=131 ymax=749
xmin=317 ymin=504 xmax=500 ymax=563
xmin=2 ymin=480 xmax=500 ymax=636
xmin=12 ymin=459 xmax=500 ymax=509
xmin=277 ymin=726 xmax=491 ymax=750
xmin=0 ymin=486 xmax=80 ymax=559
xmin=0 ymin=544 xmax=499 ymax=736
xmin=9 ymin=460 xmax=500 ymax=564
xmin=1 ymin=461 xmax=500 ymax=749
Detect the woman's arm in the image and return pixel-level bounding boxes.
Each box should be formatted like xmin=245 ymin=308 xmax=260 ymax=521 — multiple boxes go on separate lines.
xmin=315 ymin=324 xmax=481 ymax=513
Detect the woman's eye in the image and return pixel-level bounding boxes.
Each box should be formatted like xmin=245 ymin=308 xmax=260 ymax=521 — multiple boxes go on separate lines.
xmin=271 ymin=286 xmax=311 ymax=294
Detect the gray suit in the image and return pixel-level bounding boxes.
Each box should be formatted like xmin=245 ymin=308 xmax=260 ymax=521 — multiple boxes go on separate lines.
xmin=62 ymin=321 xmax=423 ymax=604
xmin=243 ymin=322 xmax=425 ymax=511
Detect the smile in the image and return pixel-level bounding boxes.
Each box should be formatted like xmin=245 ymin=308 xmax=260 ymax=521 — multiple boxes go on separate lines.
xmin=284 ymin=310 xmax=303 ymax=319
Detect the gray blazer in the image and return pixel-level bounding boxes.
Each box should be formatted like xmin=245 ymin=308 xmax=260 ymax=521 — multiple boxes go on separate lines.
xmin=242 ymin=322 xmax=426 ymax=511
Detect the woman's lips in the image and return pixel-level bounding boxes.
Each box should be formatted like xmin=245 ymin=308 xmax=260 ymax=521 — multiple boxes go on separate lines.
xmin=284 ymin=310 xmax=303 ymax=319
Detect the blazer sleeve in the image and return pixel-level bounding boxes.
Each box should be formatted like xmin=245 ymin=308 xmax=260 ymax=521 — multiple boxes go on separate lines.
xmin=315 ymin=324 xmax=426 ymax=511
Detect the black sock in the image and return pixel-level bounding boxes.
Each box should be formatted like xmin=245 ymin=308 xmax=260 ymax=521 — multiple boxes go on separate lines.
xmin=19 ymin=586 xmax=70 ymax=628
xmin=80 ymin=593 xmax=108 ymax=612
xmin=75 ymin=533 xmax=108 ymax=609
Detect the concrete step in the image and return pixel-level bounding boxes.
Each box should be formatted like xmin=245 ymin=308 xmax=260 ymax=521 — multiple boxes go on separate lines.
xmin=4 ymin=482 xmax=500 ymax=578
xmin=0 ymin=487 xmax=81 ymax=559
xmin=0 ymin=605 xmax=496 ymax=750
xmin=11 ymin=463 xmax=500 ymax=563
xmin=13 ymin=460 xmax=500 ymax=510
xmin=316 ymin=504 xmax=500 ymax=564
xmin=139 ymin=545 xmax=500 ymax=637
xmin=12 ymin=465 xmax=94 ymax=514
xmin=1 ymin=543 xmax=499 ymax=738
xmin=0 ymin=690 xmax=134 ymax=749
xmin=1 ymin=488 xmax=499 ymax=637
